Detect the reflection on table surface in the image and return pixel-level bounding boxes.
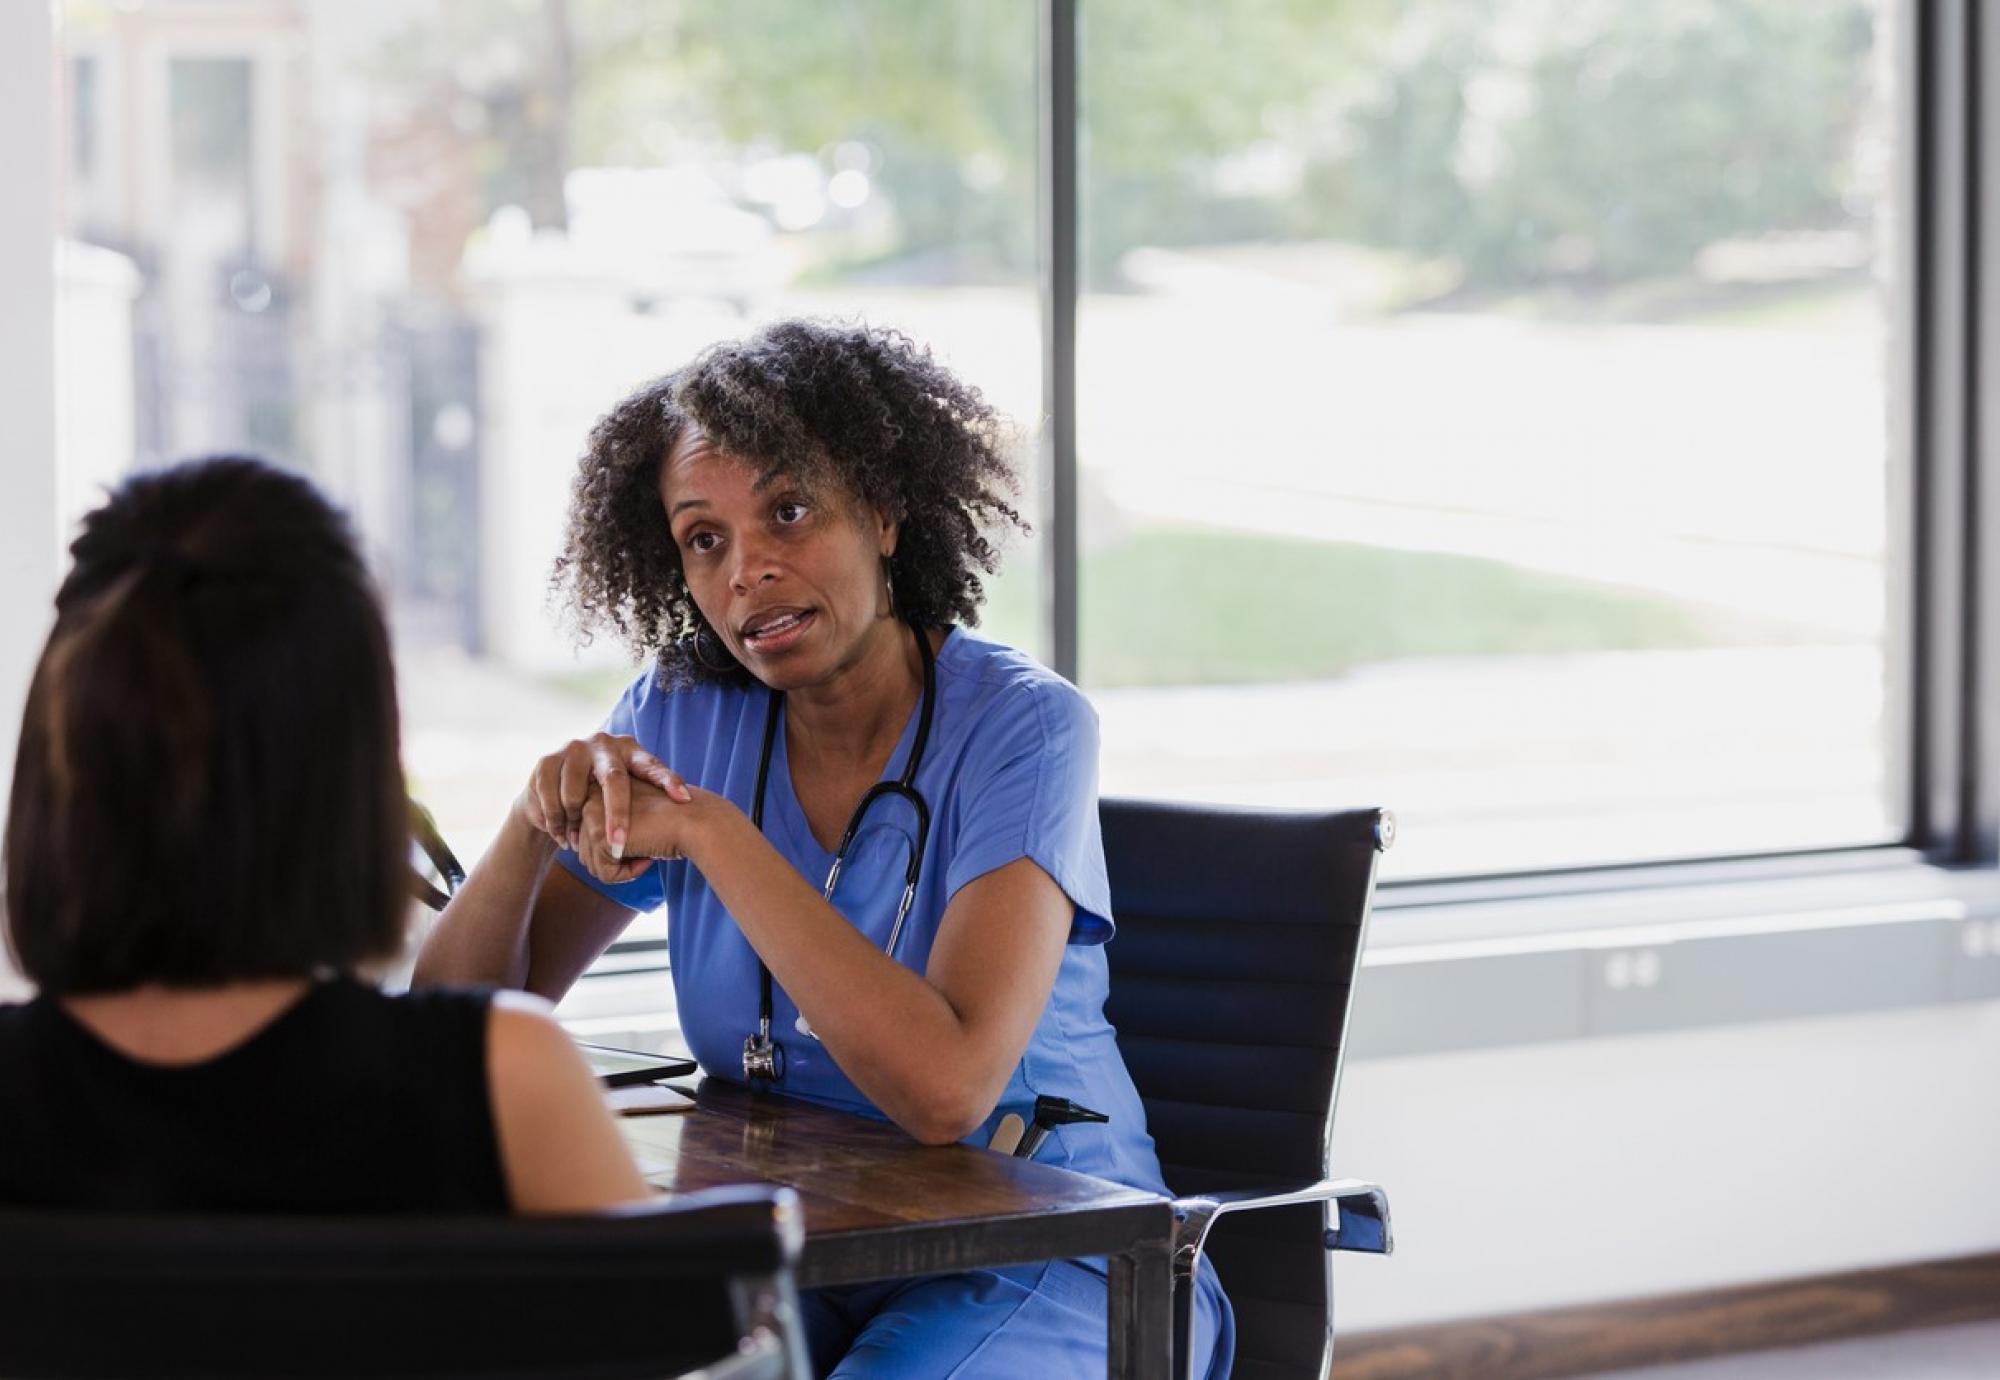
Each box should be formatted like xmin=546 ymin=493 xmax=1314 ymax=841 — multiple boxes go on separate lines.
xmin=619 ymin=1077 xmax=1163 ymax=1238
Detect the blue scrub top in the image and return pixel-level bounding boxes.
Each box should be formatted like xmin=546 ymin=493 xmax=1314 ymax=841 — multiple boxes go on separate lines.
xmin=557 ymin=626 xmax=1170 ymax=1197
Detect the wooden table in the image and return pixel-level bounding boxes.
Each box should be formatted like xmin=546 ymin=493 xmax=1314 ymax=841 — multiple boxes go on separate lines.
xmin=620 ymin=1078 xmax=1175 ymax=1379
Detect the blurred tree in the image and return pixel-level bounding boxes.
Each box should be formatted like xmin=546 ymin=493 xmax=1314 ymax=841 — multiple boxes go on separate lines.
xmin=646 ymin=0 xmax=1884 ymax=292
xmin=672 ymin=0 xmax=1392 ymax=282
xmin=1308 ymin=0 xmax=1882 ymax=291
xmin=670 ymin=1 xmax=1037 ymax=279
xmin=1078 ymin=0 xmax=1390 ymax=282
xmin=369 ymin=0 xmax=1883 ymax=294
xmin=371 ymin=0 xmax=579 ymax=231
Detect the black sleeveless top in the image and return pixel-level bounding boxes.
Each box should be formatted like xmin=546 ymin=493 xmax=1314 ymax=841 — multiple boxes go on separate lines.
xmin=0 ymin=977 xmax=508 ymax=1213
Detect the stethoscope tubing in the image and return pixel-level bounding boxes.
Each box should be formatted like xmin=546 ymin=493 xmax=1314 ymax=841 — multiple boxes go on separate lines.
xmin=744 ymin=618 xmax=936 ymax=1080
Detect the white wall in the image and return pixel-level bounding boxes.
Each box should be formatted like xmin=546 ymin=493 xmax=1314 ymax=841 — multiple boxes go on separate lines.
xmin=1 ymin=0 xmax=56 ymax=1000
xmin=55 ymin=239 xmax=140 ymax=534
xmin=1330 ymin=1002 xmax=2000 ymax=1330
xmin=465 ymin=236 xmax=740 ymax=671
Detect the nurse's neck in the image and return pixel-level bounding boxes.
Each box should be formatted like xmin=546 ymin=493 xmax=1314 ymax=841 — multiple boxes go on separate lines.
xmin=783 ymin=619 xmax=942 ymax=776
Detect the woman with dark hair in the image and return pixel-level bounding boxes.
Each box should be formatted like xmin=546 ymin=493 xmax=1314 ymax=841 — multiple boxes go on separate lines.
xmin=416 ymin=321 xmax=1234 ymax=1378
xmin=0 ymin=456 xmax=647 ymax=1215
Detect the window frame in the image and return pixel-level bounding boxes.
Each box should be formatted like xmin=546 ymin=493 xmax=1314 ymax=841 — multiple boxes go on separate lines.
xmin=14 ymin=2 xmax=1985 ymax=919
xmin=1035 ymin=0 xmax=1984 ymax=901
xmin=1918 ymin=0 xmax=2000 ymax=870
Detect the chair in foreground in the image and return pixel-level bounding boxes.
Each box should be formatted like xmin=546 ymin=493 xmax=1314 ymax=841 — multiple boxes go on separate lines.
xmin=1101 ymin=800 xmax=1395 ymax=1380
xmin=0 ymin=1184 xmax=808 ymax=1379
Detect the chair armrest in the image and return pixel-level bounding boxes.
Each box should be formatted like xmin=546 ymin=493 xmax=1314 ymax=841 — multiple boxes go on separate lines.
xmin=1170 ymin=1177 xmax=1392 ymax=1279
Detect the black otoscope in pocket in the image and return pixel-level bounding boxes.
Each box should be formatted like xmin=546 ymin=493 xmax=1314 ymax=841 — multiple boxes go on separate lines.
xmin=989 ymin=1095 xmax=1109 ymax=1158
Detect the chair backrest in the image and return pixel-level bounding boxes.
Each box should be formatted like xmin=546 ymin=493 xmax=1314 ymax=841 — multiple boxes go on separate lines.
xmin=0 ymin=1184 xmax=805 ymax=1379
xmin=1100 ymin=799 xmax=1389 ymax=1380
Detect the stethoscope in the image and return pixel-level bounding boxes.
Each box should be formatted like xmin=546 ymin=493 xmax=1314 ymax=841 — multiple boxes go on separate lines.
xmin=741 ymin=618 xmax=935 ymax=1082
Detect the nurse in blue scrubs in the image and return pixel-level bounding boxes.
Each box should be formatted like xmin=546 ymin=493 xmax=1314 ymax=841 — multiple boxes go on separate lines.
xmin=415 ymin=320 xmax=1232 ymax=1380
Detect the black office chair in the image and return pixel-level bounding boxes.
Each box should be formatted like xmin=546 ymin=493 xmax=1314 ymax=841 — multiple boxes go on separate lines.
xmin=1101 ymin=800 xmax=1395 ymax=1380
xmin=0 ymin=1184 xmax=810 ymax=1379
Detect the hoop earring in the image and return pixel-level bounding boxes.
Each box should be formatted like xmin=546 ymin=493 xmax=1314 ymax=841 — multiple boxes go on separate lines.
xmin=690 ymin=625 xmax=735 ymax=674
xmin=883 ymin=558 xmax=897 ymax=617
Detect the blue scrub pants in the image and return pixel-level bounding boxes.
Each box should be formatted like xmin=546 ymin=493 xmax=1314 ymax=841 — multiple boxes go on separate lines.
xmin=802 ymin=1258 xmax=1234 ymax=1379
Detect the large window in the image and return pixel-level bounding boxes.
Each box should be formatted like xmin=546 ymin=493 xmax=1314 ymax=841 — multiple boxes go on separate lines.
xmin=52 ymin=1 xmax=1041 ymax=918
xmin=1078 ymin=0 xmax=1903 ymax=876
xmin=51 ymin=0 xmax=1904 ymax=893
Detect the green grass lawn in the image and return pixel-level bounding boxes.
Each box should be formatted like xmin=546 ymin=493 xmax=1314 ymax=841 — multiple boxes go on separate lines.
xmin=980 ymin=527 xmax=1801 ymax=689
xmin=548 ymin=527 xmax=1800 ymax=700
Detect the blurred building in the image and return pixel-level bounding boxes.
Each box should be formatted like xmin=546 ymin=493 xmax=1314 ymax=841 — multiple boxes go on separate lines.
xmin=57 ymin=0 xmax=487 ymax=651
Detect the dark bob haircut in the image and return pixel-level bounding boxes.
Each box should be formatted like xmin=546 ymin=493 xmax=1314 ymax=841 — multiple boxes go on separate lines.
xmin=553 ymin=319 xmax=1029 ymax=686
xmin=4 ymin=456 xmax=408 ymax=996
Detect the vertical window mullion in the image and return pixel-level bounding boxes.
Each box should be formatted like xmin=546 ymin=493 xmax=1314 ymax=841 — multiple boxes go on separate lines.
xmin=1909 ymin=0 xmax=1951 ymax=854
xmin=1917 ymin=0 xmax=1986 ymax=862
xmin=1038 ymin=0 xmax=1079 ymax=682
xmin=1968 ymin=0 xmax=2000 ymax=861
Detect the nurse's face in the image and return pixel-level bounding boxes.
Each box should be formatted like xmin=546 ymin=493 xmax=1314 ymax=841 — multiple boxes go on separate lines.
xmin=660 ymin=427 xmax=897 ymax=692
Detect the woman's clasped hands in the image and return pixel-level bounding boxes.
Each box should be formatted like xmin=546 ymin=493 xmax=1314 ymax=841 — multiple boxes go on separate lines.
xmin=515 ymin=732 xmax=713 ymax=884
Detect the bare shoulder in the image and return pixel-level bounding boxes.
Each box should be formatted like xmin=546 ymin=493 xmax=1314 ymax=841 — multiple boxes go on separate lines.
xmin=486 ymin=990 xmax=583 ymax=1080
xmin=482 ymin=988 xmax=650 ymax=1211
xmin=491 ymin=987 xmax=557 ymax=1020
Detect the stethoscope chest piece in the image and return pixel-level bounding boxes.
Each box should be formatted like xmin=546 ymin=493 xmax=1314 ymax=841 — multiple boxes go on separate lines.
xmin=743 ymin=1029 xmax=785 ymax=1082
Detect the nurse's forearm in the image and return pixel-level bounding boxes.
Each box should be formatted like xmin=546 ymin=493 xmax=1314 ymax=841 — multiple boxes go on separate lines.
xmin=413 ymin=811 xmax=559 ymax=992
xmin=687 ymin=809 xmax=1000 ymax=1144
